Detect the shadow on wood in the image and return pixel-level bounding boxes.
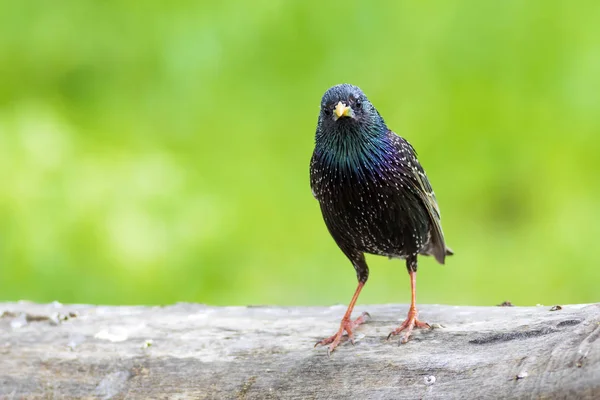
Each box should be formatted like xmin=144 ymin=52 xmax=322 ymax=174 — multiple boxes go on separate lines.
xmin=1 ymin=302 xmax=599 ymax=399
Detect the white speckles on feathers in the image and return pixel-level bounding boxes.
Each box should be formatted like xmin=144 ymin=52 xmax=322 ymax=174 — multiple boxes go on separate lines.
xmin=310 ymin=84 xmax=451 ymax=280
xmin=310 ymin=129 xmax=449 ymax=263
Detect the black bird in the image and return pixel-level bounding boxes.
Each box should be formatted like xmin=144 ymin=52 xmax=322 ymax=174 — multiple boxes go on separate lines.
xmin=310 ymin=84 xmax=453 ymax=353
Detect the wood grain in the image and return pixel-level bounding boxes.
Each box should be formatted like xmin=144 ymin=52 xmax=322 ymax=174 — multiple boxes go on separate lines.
xmin=1 ymin=302 xmax=599 ymax=399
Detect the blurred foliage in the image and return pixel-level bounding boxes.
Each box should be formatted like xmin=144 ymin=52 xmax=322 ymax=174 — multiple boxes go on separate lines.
xmin=1 ymin=1 xmax=599 ymax=307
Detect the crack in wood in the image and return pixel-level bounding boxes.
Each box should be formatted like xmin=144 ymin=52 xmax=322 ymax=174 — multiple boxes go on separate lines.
xmin=0 ymin=302 xmax=598 ymax=399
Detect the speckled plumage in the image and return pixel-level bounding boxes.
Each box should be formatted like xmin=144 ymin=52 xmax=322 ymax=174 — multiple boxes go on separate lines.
xmin=310 ymin=84 xmax=451 ymax=281
xmin=310 ymin=84 xmax=452 ymax=351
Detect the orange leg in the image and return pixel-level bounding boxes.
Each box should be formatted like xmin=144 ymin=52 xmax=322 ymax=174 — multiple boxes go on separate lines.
xmin=315 ymin=281 xmax=370 ymax=355
xmin=387 ymin=270 xmax=430 ymax=343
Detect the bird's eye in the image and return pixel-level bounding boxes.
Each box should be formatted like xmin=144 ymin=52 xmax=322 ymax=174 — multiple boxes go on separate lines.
xmin=355 ymin=99 xmax=362 ymax=109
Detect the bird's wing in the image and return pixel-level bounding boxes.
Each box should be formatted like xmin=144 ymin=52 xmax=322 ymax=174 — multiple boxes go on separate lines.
xmin=392 ymin=133 xmax=449 ymax=264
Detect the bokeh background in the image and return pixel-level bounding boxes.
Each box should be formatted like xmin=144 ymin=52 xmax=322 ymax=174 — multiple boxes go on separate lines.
xmin=1 ymin=1 xmax=599 ymax=307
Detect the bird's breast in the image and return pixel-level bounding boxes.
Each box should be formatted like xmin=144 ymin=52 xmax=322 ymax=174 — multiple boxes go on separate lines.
xmin=311 ymin=160 xmax=431 ymax=257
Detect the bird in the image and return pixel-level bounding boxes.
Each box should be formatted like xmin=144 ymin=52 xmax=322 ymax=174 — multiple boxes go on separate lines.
xmin=310 ymin=83 xmax=453 ymax=354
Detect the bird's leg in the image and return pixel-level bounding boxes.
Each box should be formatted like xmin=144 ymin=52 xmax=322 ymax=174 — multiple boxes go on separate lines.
xmin=315 ymin=281 xmax=370 ymax=354
xmin=387 ymin=268 xmax=430 ymax=344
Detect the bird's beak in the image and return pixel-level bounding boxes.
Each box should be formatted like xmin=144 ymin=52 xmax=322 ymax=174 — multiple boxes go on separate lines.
xmin=333 ymin=101 xmax=352 ymax=120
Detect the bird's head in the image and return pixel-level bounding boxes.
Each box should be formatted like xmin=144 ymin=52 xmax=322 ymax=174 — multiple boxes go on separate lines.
xmin=318 ymin=84 xmax=385 ymax=132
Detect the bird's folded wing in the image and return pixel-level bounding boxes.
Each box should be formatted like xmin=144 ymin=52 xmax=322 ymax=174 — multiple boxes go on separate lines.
xmin=395 ymin=134 xmax=448 ymax=264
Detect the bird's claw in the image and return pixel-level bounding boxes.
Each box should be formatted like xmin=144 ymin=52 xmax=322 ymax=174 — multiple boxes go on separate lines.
xmin=387 ymin=308 xmax=430 ymax=344
xmin=315 ymin=312 xmax=370 ymax=354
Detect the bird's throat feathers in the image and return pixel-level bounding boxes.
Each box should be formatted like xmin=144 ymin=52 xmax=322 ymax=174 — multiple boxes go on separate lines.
xmin=315 ymin=121 xmax=392 ymax=176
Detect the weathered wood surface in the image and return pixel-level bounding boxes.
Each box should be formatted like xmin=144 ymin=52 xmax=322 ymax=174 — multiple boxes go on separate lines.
xmin=0 ymin=302 xmax=599 ymax=399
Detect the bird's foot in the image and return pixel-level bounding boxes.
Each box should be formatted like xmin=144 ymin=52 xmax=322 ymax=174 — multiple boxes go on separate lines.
xmin=315 ymin=312 xmax=370 ymax=355
xmin=387 ymin=308 xmax=430 ymax=344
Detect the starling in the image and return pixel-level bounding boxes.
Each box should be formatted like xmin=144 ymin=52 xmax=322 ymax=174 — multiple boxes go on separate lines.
xmin=310 ymin=84 xmax=453 ymax=353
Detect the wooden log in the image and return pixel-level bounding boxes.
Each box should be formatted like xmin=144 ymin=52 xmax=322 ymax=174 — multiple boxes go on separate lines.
xmin=1 ymin=302 xmax=599 ymax=399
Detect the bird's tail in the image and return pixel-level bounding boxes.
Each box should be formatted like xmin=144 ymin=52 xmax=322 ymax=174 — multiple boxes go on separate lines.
xmin=430 ymin=241 xmax=453 ymax=265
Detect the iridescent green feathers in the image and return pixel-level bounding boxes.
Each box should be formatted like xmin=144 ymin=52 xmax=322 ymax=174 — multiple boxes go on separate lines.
xmin=314 ymin=84 xmax=390 ymax=173
xmin=310 ymin=84 xmax=451 ymax=264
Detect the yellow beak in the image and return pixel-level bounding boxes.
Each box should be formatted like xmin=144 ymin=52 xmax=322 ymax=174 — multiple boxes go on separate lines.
xmin=334 ymin=101 xmax=352 ymax=120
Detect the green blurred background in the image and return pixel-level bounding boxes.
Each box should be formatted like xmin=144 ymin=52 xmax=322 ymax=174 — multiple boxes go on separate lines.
xmin=1 ymin=1 xmax=598 ymax=307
